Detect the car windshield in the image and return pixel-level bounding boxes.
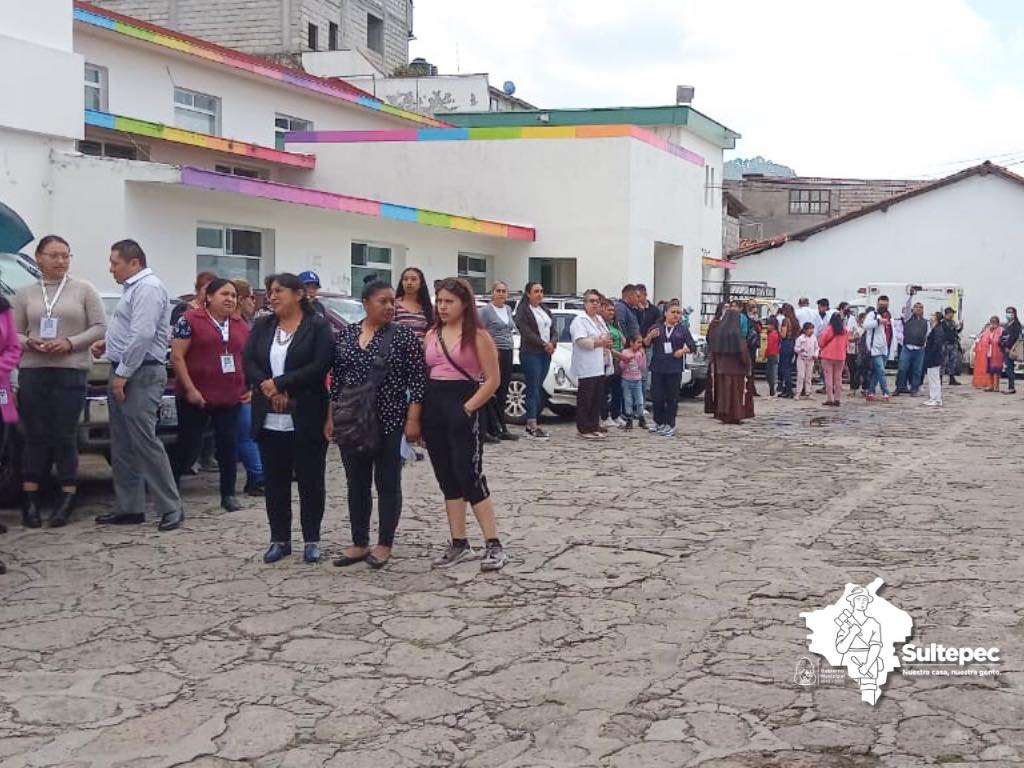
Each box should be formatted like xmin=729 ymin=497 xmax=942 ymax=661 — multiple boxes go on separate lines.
xmin=0 ymin=253 xmax=41 ymax=297
xmin=320 ymin=296 xmax=366 ymax=325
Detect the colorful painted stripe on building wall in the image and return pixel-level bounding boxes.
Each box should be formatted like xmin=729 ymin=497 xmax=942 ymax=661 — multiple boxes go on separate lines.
xmin=179 ymin=167 xmax=536 ymax=241
xmin=703 ymin=257 xmax=737 ymax=269
xmin=85 ymin=110 xmax=316 ymax=169
xmin=73 ymin=3 xmax=448 ymax=129
xmin=285 ymin=125 xmax=706 ymax=167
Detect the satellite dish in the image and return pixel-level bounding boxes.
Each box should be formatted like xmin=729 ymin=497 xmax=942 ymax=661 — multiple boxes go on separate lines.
xmin=502 ymin=80 xmax=516 ymax=96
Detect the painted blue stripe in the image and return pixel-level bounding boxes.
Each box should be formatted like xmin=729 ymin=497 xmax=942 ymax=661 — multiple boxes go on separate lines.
xmin=356 ymin=96 xmax=381 ymax=109
xmin=74 ymin=8 xmax=117 ymax=29
xmin=416 ymin=128 xmax=469 ymax=141
xmin=84 ymin=109 xmax=116 ymax=129
xmin=380 ymin=204 xmax=418 ymax=222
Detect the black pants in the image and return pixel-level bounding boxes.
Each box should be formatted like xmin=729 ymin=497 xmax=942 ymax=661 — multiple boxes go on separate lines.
xmin=173 ymin=399 xmax=239 ymax=497
xmin=602 ymin=373 xmax=623 ymax=420
xmin=482 ymin=348 xmax=514 ymax=437
xmin=651 ymin=371 xmax=682 ymax=428
xmin=340 ymin=428 xmax=403 ymax=547
xmin=575 ymin=375 xmax=605 ymax=434
xmin=422 ymin=380 xmax=489 ymax=505
xmin=258 ymin=429 xmax=327 ymax=542
xmin=18 ymin=368 xmax=87 ymax=486
xmin=846 ymin=353 xmax=861 ymax=390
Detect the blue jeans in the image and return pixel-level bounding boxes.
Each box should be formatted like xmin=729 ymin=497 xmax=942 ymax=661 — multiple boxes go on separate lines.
xmin=621 ymin=379 xmax=644 ymax=419
xmin=236 ymin=402 xmax=263 ymax=485
xmin=868 ymin=355 xmax=890 ymax=396
xmin=765 ymin=355 xmax=779 ymax=395
xmin=520 ymin=351 xmax=550 ymax=422
xmin=896 ymin=346 xmax=925 ymax=393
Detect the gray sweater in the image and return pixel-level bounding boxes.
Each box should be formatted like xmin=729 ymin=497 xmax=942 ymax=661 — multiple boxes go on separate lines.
xmin=14 ymin=276 xmax=107 ymax=370
xmin=479 ymin=303 xmax=515 ymax=350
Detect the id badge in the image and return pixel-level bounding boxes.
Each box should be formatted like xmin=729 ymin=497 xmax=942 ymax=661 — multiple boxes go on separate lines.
xmin=40 ymin=317 xmax=59 ymax=339
xmin=663 ymin=341 xmax=673 ymax=355
xmin=0 ymin=389 xmax=8 ymax=406
xmin=220 ymin=354 xmax=236 ymax=374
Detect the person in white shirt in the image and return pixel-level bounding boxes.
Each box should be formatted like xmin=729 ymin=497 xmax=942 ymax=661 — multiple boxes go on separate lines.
xmin=795 ymin=298 xmax=817 ymax=331
xmin=570 ymin=290 xmax=613 ymax=439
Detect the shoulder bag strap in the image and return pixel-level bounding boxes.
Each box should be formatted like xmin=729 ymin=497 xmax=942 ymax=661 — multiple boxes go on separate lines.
xmin=368 ymin=323 xmax=397 ymax=387
xmin=437 ymin=331 xmax=480 ymax=383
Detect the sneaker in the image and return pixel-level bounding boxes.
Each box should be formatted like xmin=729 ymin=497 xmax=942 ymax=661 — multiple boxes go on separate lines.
xmin=480 ymin=541 xmax=507 ymax=572
xmin=648 ymin=423 xmax=662 ymax=433
xmin=621 ymin=420 xmax=633 ymax=431
xmin=599 ymin=418 xmax=615 ymax=429
xmin=579 ymin=431 xmax=601 ymax=440
xmin=637 ymin=417 xmax=648 ymax=429
xmin=865 ymin=394 xmax=877 ymax=402
xmin=882 ymin=395 xmax=891 ymax=402
xmin=924 ymin=399 xmax=942 ymax=407
xmin=434 ymin=541 xmax=475 ymax=568
xmin=613 ymin=417 xmax=627 ymax=428
xmin=659 ymin=426 xmax=676 ymax=437
xmin=525 ymin=427 xmax=550 ymax=440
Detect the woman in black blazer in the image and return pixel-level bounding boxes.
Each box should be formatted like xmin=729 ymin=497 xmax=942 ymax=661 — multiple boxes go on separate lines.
xmin=512 ymin=282 xmax=557 ymax=440
xmin=243 ymin=273 xmax=333 ymax=564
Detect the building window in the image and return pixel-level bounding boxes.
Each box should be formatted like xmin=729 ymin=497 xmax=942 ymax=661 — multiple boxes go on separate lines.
xmin=458 ymin=253 xmax=489 ymax=295
xmin=77 ymin=139 xmax=144 ymax=160
xmin=308 ymin=22 xmax=319 ymax=50
xmin=328 ymin=22 xmax=339 ymax=50
xmin=214 ymin=164 xmax=265 ymax=179
xmin=789 ymin=189 xmax=831 ymax=215
xmin=351 ymin=242 xmax=392 ymax=287
xmin=367 ymin=13 xmax=384 ymax=54
xmin=197 ymin=225 xmax=265 ymax=283
xmin=84 ymin=63 xmax=107 ymax=112
xmin=274 ymin=113 xmax=313 ymax=150
xmin=174 ymin=87 xmax=220 ymax=135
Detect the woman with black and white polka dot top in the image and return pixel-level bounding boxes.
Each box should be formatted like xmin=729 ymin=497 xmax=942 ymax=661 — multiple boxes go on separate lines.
xmin=328 ymin=280 xmax=426 ymax=570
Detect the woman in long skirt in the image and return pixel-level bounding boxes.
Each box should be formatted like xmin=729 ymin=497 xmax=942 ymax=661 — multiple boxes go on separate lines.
xmin=708 ymin=307 xmax=754 ymax=424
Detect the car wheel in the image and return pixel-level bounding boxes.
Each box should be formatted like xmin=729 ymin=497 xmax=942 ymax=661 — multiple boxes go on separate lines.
xmin=0 ymin=422 xmax=23 ymax=508
xmin=504 ymin=373 xmax=528 ymax=426
xmin=681 ymin=379 xmax=707 ymax=398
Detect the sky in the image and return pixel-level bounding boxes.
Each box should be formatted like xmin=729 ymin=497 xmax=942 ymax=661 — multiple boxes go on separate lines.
xmin=409 ymin=0 xmax=1024 ymax=179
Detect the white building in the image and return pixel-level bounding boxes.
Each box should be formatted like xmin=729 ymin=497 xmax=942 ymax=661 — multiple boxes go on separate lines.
xmin=729 ymin=162 xmax=1024 ymax=335
xmin=1 ymin=0 xmax=739 ymax=305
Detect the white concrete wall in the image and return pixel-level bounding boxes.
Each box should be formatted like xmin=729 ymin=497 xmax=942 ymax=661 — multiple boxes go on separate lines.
xmin=74 ymin=26 xmax=410 ymax=149
xmin=729 ymin=173 xmax=1024 ymax=336
xmin=288 ymin=136 xmax=715 ymax=298
xmin=0 ymin=0 xmax=83 ymax=141
xmin=343 ymin=74 xmax=490 ymax=114
xmin=46 ymin=153 xmax=526 ymax=296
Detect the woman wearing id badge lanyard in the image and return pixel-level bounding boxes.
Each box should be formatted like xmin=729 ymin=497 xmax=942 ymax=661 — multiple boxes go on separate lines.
xmin=645 ymin=303 xmax=696 ymax=437
xmin=170 ymin=278 xmax=250 ymax=512
xmin=13 ymin=235 xmax=105 ymax=529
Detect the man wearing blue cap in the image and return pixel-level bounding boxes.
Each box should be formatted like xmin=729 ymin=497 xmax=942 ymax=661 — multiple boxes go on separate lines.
xmin=299 ymin=270 xmax=328 ymax=319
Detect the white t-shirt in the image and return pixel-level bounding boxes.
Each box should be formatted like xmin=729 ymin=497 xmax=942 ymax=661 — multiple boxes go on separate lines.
xmin=530 ymin=305 xmax=552 ymax=344
xmin=492 ymin=304 xmax=512 ymax=325
xmin=263 ymin=333 xmax=294 ymax=432
xmin=795 ymin=306 xmax=817 ymax=332
xmin=570 ymin=313 xmax=609 ymax=379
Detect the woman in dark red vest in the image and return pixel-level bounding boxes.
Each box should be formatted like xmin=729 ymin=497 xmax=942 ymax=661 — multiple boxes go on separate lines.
xmin=170 ymin=277 xmax=251 ymax=511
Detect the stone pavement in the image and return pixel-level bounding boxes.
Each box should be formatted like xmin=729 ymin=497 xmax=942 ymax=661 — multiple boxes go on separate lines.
xmin=0 ymin=385 xmax=1022 ymax=767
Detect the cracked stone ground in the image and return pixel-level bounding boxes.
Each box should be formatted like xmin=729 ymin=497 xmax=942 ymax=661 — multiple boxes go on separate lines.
xmin=1 ymin=386 xmax=1022 ymax=767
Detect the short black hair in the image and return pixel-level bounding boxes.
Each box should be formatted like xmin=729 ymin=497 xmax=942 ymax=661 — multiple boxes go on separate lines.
xmin=111 ymin=239 xmax=147 ymax=267
xmin=622 ymin=284 xmax=636 ymax=295
xmin=817 ymin=298 xmax=829 ymax=308
xmin=635 ymin=283 xmax=648 ymax=293
xmin=943 ymin=307 xmax=955 ymax=314
xmin=361 ymin=279 xmax=393 ymax=301
xmin=878 ymin=294 xmax=889 ymax=302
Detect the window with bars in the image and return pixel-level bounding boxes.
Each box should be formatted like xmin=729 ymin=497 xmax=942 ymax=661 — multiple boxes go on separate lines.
xmin=274 ymin=114 xmax=313 ymax=150
xmin=458 ymin=253 xmax=489 ymax=294
xmin=351 ymin=242 xmax=392 ymax=287
xmin=84 ymin=63 xmax=107 ymax=111
xmin=174 ymin=87 xmax=220 ymax=135
xmin=789 ymin=189 xmax=831 ymax=215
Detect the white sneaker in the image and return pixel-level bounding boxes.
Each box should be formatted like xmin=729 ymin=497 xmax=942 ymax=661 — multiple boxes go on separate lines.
xmin=600 ymin=418 xmax=616 ymax=429
xmin=613 ymin=417 xmax=626 ymax=428
xmin=659 ymin=425 xmax=676 ymax=437
xmin=924 ymin=399 xmax=942 ymax=407
xmin=648 ymin=423 xmax=662 ymax=433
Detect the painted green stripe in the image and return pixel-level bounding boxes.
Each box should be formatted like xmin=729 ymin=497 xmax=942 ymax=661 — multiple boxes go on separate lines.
xmin=417 ymin=210 xmax=451 ymax=228
xmin=467 ymin=127 xmax=523 ymax=140
xmin=114 ymin=21 xmax=156 ymax=42
xmin=114 ymin=116 xmax=163 ymax=138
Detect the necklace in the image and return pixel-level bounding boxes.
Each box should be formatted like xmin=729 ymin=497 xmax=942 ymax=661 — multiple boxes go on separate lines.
xmin=275 ymin=327 xmax=295 ymax=345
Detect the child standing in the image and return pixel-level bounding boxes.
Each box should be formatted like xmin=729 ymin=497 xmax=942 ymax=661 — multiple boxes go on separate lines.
xmin=618 ymin=335 xmax=647 ymax=430
xmin=794 ymin=322 xmax=819 ymax=398
xmin=778 ymin=318 xmax=797 ymax=398
xmin=764 ymin=317 xmax=781 ymax=396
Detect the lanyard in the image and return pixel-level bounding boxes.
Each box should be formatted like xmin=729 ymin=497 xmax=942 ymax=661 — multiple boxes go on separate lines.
xmin=40 ymin=275 xmax=68 ymax=318
xmin=206 ymin=311 xmax=230 ymax=346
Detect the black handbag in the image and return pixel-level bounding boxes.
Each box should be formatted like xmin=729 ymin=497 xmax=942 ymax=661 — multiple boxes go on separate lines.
xmin=332 ymin=323 xmax=397 ymax=453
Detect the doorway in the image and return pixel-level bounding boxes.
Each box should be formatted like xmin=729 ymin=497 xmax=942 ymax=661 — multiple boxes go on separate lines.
xmin=529 ymin=258 xmax=577 ymax=295
xmin=653 ymin=243 xmax=683 ymax=304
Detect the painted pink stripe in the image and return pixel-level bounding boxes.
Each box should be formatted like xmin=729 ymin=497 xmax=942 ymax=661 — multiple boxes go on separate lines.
xmin=291 ymin=130 xmax=419 ymax=143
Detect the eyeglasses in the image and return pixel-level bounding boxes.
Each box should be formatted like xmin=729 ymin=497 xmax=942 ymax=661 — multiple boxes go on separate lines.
xmin=40 ymin=251 xmax=71 ymax=259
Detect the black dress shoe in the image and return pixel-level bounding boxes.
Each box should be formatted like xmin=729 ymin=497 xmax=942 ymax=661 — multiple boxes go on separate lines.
xmin=22 ymin=492 xmax=41 ymax=529
xmin=157 ymin=511 xmax=184 ymax=531
xmin=48 ymin=492 xmax=76 ymax=528
xmin=498 ymin=431 xmax=519 ymax=441
xmin=366 ymin=552 xmax=390 ymax=570
xmin=96 ymin=512 xmax=145 ymax=525
xmin=483 ymin=433 xmax=501 ymax=445
xmin=333 ymin=551 xmax=369 ymax=567
xmin=220 ymin=495 xmax=242 ymax=512
xmin=244 ymin=482 xmax=265 ymax=497
xmin=0 ymin=521 xmax=7 ymax=534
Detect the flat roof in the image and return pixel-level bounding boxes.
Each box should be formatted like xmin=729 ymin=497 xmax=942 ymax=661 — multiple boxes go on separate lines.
xmin=440 ymin=105 xmax=740 ymax=149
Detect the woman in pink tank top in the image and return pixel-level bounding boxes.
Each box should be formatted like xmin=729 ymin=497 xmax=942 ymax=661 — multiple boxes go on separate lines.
xmin=421 ymin=278 xmax=508 ymax=572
